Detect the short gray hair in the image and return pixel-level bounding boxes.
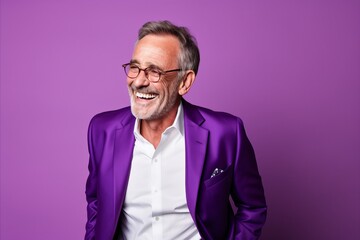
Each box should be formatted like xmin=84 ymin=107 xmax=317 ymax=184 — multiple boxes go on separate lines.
xmin=138 ymin=20 xmax=200 ymax=75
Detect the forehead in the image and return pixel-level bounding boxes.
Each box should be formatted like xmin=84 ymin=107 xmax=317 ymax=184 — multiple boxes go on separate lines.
xmin=132 ymin=34 xmax=180 ymax=67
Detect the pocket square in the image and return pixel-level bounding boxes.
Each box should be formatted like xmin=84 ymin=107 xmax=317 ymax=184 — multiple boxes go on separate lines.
xmin=210 ymin=168 xmax=224 ymax=178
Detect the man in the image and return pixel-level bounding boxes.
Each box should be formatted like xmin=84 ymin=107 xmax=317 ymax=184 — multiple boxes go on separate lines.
xmin=85 ymin=20 xmax=267 ymax=240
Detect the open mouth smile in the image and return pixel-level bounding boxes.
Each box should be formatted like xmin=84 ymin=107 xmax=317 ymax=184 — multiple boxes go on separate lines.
xmin=135 ymin=91 xmax=157 ymax=100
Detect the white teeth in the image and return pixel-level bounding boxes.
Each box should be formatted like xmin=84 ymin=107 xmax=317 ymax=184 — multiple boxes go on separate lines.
xmin=135 ymin=92 xmax=156 ymax=99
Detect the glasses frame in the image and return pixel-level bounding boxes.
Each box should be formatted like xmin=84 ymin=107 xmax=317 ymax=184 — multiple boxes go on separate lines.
xmin=122 ymin=63 xmax=182 ymax=83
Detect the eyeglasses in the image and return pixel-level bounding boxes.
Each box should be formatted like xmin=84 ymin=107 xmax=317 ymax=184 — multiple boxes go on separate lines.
xmin=122 ymin=63 xmax=182 ymax=83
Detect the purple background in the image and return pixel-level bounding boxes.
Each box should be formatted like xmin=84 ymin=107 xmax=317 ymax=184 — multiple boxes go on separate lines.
xmin=1 ymin=0 xmax=359 ymax=239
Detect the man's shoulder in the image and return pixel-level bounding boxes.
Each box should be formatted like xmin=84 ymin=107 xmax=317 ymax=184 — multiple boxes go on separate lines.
xmin=184 ymin=101 xmax=247 ymax=140
xmin=184 ymin=101 xmax=243 ymax=125
xmin=89 ymin=106 xmax=134 ymax=129
xmin=198 ymin=105 xmax=240 ymax=120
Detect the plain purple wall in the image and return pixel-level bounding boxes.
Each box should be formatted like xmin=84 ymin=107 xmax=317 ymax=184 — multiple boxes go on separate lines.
xmin=1 ymin=0 xmax=359 ymax=239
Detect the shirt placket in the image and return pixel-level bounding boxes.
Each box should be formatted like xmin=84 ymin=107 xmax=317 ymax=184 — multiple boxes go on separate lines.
xmin=151 ymin=150 xmax=162 ymax=239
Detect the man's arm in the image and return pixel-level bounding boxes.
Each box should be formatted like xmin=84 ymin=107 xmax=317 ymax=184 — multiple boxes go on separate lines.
xmin=85 ymin=120 xmax=98 ymax=240
xmin=231 ymin=118 xmax=267 ymax=239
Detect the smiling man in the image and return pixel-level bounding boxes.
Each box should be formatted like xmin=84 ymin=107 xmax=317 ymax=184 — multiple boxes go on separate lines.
xmin=85 ymin=20 xmax=267 ymax=240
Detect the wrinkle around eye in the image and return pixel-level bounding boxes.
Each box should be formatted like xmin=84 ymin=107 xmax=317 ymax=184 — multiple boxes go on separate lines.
xmin=147 ymin=65 xmax=164 ymax=73
xmin=148 ymin=69 xmax=162 ymax=75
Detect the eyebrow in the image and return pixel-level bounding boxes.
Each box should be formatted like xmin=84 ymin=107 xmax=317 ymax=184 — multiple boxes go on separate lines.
xmin=129 ymin=59 xmax=140 ymax=65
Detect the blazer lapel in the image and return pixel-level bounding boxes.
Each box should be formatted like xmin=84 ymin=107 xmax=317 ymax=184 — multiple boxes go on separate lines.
xmin=113 ymin=113 xmax=135 ymax=224
xmin=183 ymin=100 xmax=209 ymax=223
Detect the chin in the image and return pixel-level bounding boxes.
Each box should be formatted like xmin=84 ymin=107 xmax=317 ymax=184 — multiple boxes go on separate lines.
xmin=130 ymin=105 xmax=155 ymax=120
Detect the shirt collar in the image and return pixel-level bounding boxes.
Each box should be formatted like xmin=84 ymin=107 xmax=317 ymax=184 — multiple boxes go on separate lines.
xmin=133 ymin=101 xmax=184 ymax=140
xmin=172 ymin=100 xmax=184 ymax=136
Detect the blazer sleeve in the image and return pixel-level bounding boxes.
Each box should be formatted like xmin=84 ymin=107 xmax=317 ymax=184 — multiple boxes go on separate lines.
xmin=85 ymin=119 xmax=98 ymax=240
xmin=231 ymin=118 xmax=267 ymax=239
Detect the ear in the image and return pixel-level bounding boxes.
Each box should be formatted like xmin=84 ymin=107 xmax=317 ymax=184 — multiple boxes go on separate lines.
xmin=178 ymin=70 xmax=196 ymax=96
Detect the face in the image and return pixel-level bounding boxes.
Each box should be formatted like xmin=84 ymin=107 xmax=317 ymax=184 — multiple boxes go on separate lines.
xmin=127 ymin=34 xmax=182 ymax=120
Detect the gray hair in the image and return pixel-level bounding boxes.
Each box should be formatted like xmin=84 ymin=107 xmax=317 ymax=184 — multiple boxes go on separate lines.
xmin=138 ymin=20 xmax=200 ymax=76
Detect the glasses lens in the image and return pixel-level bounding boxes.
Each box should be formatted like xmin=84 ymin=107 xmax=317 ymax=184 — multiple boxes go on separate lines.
xmin=125 ymin=64 xmax=139 ymax=78
xmin=123 ymin=64 xmax=162 ymax=82
xmin=147 ymin=69 xmax=161 ymax=82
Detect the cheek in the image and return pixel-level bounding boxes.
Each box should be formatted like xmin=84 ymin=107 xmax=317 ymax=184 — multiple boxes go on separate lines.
xmin=158 ymin=82 xmax=168 ymax=95
xmin=126 ymin=78 xmax=133 ymax=86
xmin=165 ymin=79 xmax=177 ymax=90
xmin=157 ymin=79 xmax=179 ymax=99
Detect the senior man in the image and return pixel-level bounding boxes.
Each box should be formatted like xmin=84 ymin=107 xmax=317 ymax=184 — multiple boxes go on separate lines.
xmin=85 ymin=20 xmax=267 ymax=240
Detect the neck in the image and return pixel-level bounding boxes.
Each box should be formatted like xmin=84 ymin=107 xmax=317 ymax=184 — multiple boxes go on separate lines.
xmin=140 ymin=101 xmax=180 ymax=148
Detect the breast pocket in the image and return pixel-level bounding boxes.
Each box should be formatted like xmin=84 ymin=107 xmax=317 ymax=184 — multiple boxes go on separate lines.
xmin=204 ymin=164 xmax=233 ymax=188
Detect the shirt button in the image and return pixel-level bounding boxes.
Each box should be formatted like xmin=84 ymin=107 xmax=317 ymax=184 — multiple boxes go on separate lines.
xmin=155 ymin=216 xmax=159 ymax=221
xmin=154 ymin=158 xmax=158 ymax=163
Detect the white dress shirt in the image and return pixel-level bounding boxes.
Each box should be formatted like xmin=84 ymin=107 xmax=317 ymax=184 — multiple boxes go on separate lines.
xmin=120 ymin=102 xmax=201 ymax=240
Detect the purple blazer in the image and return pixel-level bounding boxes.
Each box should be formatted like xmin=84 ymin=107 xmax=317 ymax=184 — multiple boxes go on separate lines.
xmin=85 ymin=100 xmax=267 ymax=240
